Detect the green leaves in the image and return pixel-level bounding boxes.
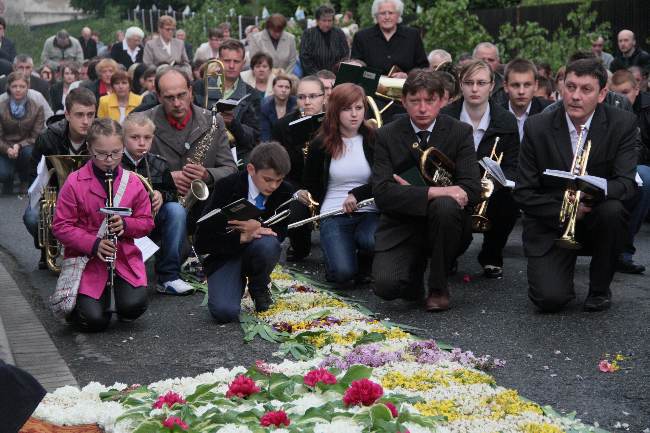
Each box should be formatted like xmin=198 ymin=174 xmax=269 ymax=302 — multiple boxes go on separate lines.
xmin=240 ymin=313 xmax=288 ymax=343
xmin=278 ymin=340 xmax=317 ymax=360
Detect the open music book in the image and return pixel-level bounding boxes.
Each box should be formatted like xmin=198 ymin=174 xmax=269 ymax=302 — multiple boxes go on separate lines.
xmin=215 ymin=93 xmax=250 ymax=112
xmin=543 ymin=169 xmax=608 ymax=196
xmin=479 ymin=157 xmax=514 ymax=188
xmin=289 ymin=112 xmax=325 ymax=144
xmin=196 ymin=198 xmax=263 ymax=225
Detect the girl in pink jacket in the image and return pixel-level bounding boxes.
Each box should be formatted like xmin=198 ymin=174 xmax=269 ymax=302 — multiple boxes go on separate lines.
xmin=52 ymin=118 xmax=154 ymax=331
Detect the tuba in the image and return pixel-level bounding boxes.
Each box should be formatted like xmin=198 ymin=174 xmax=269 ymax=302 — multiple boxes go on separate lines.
xmin=472 ymin=138 xmax=502 ymax=232
xmin=38 ymin=155 xmax=90 ymax=273
xmin=556 ymin=125 xmax=591 ymax=249
xmin=411 ymin=141 xmax=455 ymax=187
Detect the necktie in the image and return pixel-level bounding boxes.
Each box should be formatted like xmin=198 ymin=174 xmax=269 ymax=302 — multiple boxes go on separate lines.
xmin=416 ymin=130 xmax=430 ymax=147
xmin=255 ymin=193 xmax=266 ymax=210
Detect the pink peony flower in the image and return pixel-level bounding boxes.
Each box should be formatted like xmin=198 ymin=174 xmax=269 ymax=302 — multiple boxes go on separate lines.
xmin=255 ymin=359 xmax=273 ymax=376
xmin=598 ymin=360 xmax=618 ymax=373
xmin=152 ymin=391 xmax=186 ymax=409
xmin=162 ymin=416 xmax=189 ymax=430
xmin=343 ymin=378 xmax=384 ymax=407
xmin=303 ymin=368 xmax=338 ymax=387
xmin=385 ymin=401 xmax=398 ymax=417
xmin=260 ymin=410 xmax=291 ymax=427
xmin=226 ymin=374 xmax=261 ymax=398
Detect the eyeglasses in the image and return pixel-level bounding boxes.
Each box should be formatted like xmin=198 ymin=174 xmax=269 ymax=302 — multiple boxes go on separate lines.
xmin=93 ymin=150 xmax=124 ymax=161
xmin=462 ymin=80 xmax=492 ymax=88
xmin=297 ymin=93 xmax=324 ymax=101
xmin=162 ymin=92 xmax=189 ymax=103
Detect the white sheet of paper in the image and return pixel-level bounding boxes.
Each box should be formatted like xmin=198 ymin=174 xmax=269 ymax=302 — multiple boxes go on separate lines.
xmin=28 ymin=156 xmax=51 ymax=211
xmin=636 ymin=172 xmax=643 ymax=187
xmin=134 ymin=236 xmax=159 ymax=262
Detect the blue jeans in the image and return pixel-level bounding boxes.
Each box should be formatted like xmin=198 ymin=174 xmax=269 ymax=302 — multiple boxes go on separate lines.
xmin=150 ymin=202 xmax=187 ymax=283
xmin=623 ymin=164 xmax=650 ymax=260
xmin=206 ymin=236 xmax=281 ymax=323
xmin=319 ymin=212 xmax=379 ymax=283
xmin=0 ymin=144 xmax=33 ymax=189
xmin=23 ymin=203 xmax=40 ymax=249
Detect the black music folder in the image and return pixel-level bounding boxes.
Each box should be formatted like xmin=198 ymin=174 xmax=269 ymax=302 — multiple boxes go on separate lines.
xmin=288 ymin=112 xmax=325 ymax=143
xmin=197 ymin=198 xmax=263 ymax=225
xmin=334 ymin=63 xmax=381 ymax=96
xmin=215 ymin=93 xmax=250 ymax=112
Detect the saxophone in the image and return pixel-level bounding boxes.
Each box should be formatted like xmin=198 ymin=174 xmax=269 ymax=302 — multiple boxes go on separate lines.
xmin=178 ymin=109 xmax=217 ymax=209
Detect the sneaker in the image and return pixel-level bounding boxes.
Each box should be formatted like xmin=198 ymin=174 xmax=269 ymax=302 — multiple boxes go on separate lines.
xmin=156 ymin=279 xmax=195 ymax=295
xmin=483 ymin=265 xmax=503 ymax=279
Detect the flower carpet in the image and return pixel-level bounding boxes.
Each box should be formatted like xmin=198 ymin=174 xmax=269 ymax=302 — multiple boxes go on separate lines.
xmin=31 ymin=269 xmax=609 ymax=433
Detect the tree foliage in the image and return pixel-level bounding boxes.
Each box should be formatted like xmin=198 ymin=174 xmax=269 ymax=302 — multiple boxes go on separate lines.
xmin=415 ymin=0 xmax=491 ymax=60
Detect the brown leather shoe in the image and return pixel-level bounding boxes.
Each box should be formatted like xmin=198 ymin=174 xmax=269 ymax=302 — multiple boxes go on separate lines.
xmin=425 ymin=289 xmax=450 ymax=312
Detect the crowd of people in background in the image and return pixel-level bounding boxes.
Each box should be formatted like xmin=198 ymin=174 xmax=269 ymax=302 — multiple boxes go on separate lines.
xmin=0 ymin=0 xmax=648 ymax=331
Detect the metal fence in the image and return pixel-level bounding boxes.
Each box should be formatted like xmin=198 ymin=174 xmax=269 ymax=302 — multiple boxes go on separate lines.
xmin=474 ymin=0 xmax=649 ymax=51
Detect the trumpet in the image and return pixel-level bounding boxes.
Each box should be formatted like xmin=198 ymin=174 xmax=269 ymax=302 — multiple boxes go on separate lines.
xmin=411 ymin=141 xmax=455 ymax=187
xmin=289 ymin=199 xmax=375 ymax=229
xmin=472 ymin=138 xmax=502 ymax=232
xmin=556 ymin=125 xmax=591 ymax=249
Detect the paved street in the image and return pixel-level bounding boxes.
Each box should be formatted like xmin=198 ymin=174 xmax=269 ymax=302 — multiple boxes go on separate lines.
xmin=0 ymin=194 xmax=648 ymax=430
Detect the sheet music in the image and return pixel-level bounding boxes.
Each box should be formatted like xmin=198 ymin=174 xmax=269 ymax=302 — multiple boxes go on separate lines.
xmin=479 ymin=157 xmax=511 ymax=187
xmin=28 ymin=156 xmax=51 ymax=211
xmin=134 ymin=236 xmax=159 ymax=262
xmin=543 ymin=169 xmax=607 ymax=196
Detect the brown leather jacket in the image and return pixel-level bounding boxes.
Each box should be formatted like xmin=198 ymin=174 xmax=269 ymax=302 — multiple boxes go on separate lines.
xmin=0 ymin=98 xmax=45 ymax=155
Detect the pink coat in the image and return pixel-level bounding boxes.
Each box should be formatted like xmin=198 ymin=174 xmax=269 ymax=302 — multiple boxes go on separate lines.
xmin=52 ymin=161 xmax=154 ymax=299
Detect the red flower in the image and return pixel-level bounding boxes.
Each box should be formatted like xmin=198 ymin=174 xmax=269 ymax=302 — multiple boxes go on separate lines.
xmin=152 ymin=391 xmax=186 ymax=409
xmin=385 ymin=401 xmax=398 ymax=417
xmin=342 ymin=378 xmax=384 ymax=407
xmin=260 ymin=410 xmax=291 ymax=427
xmin=226 ymin=374 xmax=261 ymax=398
xmin=303 ymin=368 xmax=337 ymax=387
xmin=162 ymin=416 xmax=189 ymax=430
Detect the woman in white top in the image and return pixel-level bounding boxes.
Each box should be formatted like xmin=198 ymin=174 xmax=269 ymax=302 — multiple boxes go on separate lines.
xmin=302 ymin=83 xmax=378 ymax=287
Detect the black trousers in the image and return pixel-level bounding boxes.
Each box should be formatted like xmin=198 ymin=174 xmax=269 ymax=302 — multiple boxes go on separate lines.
xmin=478 ymin=188 xmax=520 ymax=267
xmin=373 ymin=197 xmax=473 ymax=300
xmin=287 ymin=200 xmax=312 ymax=257
xmin=69 ymin=276 xmax=148 ymax=332
xmin=527 ymin=200 xmax=628 ymax=312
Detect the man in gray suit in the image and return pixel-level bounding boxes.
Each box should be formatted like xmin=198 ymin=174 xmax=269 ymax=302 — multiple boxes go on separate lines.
xmin=145 ymin=67 xmax=236 ymax=202
xmin=143 ymin=16 xmax=191 ymax=77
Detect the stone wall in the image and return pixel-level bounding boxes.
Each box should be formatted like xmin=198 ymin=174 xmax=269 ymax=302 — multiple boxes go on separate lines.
xmin=0 ymin=0 xmax=88 ymax=26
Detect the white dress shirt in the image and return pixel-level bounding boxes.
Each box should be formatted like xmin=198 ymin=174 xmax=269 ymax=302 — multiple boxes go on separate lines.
xmin=509 ymin=100 xmax=531 ymax=142
xmin=565 ymin=111 xmax=594 ymax=153
xmin=122 ymin=40 xmax=141 ymax=63
xmin=247 ymin=174 xmax=265 ymax=206
xmin=410 ymin=119 xmax=436 ymax=142
xmin=460 ymin=102 xmax=490 ymax=150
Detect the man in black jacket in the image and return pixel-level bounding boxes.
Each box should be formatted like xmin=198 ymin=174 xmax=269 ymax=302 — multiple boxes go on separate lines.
xmin=609 ymin=69 xmax=650 ymax=274
xmin=192 ymin=39 xmax=260 ymax=163
xmin=610 ymin=30 xmax=650 ymax=74
xmin=514 ymin=59 xmax=638 ymax=313
xmin=0 ymin=17 xmax=16 ymax=63
xmin=24 ymin=88 xmax=96 ymax=268
xmin=121 ymin=112 xmax=194 ymax=295
xmin=194 ymin=142 xmax=293 ymax=322
xmin=372 ymin=69 xmax=481 ymax=311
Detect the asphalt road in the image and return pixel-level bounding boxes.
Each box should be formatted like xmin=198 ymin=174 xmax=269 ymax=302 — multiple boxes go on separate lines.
xmin=0 ymin=194 xmax=648 ymax=431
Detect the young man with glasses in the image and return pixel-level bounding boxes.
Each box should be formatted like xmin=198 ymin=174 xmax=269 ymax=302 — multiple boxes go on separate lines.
xmin=24 ymin=88 xmax=97 ymax=269
xmin=442 ymin=59 xmax=519 ymax=280
xmin=272 ymin=75 xmax=326 ymax=261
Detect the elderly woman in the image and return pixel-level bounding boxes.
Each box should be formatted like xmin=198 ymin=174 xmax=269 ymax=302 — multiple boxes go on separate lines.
xmin=110 ymin=26 xmax=145 ymax=70
xmin=0 ymin=72 xmax=45 ymax=194
xmin=97 ymin=70 xmax=143 ymax=123
xmin=50 ymin=61 xmax=80 ymax=114
xmin=351 ymin=0 xmax=428 ymax=77
xmin=241 ymin=52 xmax=276 ymax=99
xmin=143 ymin=16 xmax=191 ymax=76
xmin=248 ymin=14 xmax=297 ymax=73
xmin=82 ymin=58 xmax=119 ymax=102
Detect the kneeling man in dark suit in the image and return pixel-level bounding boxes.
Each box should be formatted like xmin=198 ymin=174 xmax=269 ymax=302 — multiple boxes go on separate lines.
xmin=372 ymin=69 xmax=481 ymax=311
xmin=514 ymin=58 xmax=638 ymax=312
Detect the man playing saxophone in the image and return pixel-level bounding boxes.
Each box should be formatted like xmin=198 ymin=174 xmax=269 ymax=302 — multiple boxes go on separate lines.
xmin=514 ymin=58 xmax=638 ymax=313
xmin=144 ymin=67 xmax=237 ymax=204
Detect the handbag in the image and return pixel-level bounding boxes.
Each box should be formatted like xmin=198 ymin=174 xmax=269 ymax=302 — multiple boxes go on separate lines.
xmin=50 ymin=170 xmax=132 ymax=318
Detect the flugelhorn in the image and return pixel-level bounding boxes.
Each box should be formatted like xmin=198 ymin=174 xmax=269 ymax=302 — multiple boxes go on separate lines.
xmin=411 ymin=141 xmax=455 ymax=187
xmin=472 ymin=137 xmax=502 ymax=232
xmin=556 ymin=125 xmax=591 ymax=249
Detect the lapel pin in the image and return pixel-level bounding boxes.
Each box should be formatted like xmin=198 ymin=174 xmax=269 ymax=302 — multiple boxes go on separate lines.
xmin=184 ymin=142 xmax=191 ymax=150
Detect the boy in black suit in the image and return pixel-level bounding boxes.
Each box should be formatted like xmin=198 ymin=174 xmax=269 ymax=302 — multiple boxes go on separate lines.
xmin=194 ymin=142 xmax=293 ymax=323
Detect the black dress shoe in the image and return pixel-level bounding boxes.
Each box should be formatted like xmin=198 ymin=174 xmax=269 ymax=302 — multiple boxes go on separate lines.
xmin=483 ymin=265 xmax=503 ymax=279
xmin=616 ymin=258 xmax=645 ymax=274
xmin=253 ymin=292 xmax=273 ymax=312
xmin=583 ymin=294 xmax=611 ymax=312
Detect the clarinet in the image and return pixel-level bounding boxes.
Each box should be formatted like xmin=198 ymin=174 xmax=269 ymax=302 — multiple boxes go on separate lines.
xmin=104 ymin=169 xmax=117 ymax=292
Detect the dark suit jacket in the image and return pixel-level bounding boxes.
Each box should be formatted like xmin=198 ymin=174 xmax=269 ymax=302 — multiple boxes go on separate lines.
xmin=442 ymin=98 xmax=519 ymax=180
xmin=500 ymin=96 xmax=551 ymax=118
xmin=632 ymin=91 xmax=650 ymax=164
xmin=303 ymin=126 xmax=375 ymax=205
xmin=110 ymin=43 xmax=144 ymax=70
xmin=49 ymin=81 xmax=65 ymax=113
xmin=0 ymin=37 xmax=16 ymax=63
xmin=513 ymin=104 xmax=638 ymax=257
xmin=79 ymin=37 xmax=97 ymax=60
xmin=193 ymin=78 xmax=261 ymax=161
xmin=194 ymin=170 xmax=293 ymax=275
xmin=260 ymin=94 xmax=296 ymax=141
xmin=372 ymin=113 xmax=481 ymax=251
